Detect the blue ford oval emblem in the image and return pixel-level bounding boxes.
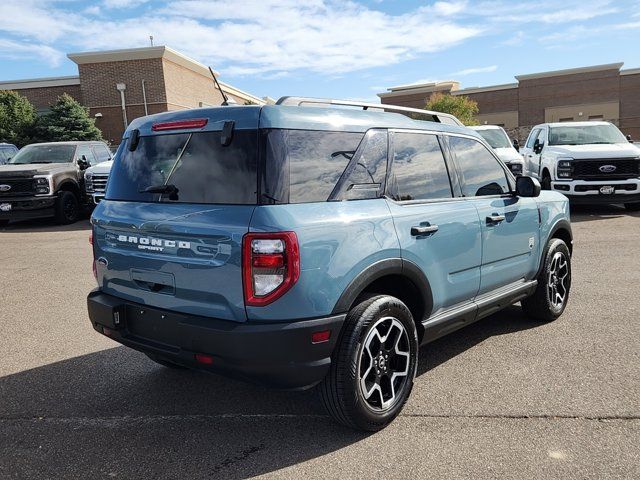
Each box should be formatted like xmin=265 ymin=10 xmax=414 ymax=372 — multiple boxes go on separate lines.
xmin=599 ymin=165 xmax=617 ymax=173
xmin=0 ymin=184 xmax=11 ymax=192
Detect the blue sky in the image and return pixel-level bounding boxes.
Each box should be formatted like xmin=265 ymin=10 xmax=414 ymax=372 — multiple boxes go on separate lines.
xmin=0 ymin=0 xmax=639 ymax=102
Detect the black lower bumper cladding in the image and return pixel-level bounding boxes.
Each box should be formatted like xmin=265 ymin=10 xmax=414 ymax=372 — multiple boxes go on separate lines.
xmin=87 ymin=290 xmax=345 ymax=390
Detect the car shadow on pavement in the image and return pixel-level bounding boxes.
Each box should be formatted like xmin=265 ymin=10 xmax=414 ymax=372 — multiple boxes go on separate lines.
xmin=0 ymin=305 xmax=542 ymax=479
xmin=0 ymin=217 xmax=91 ymax=233
xmin=417 ymin=305 xmax=541 ymax=375
xmin=569 ymin=204 xmax=639 ymax=223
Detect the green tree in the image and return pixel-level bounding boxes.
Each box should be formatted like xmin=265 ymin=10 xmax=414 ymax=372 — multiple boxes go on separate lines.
xmin=35 ymin=93 xmax=102 ymax=142
xmin=0 ymin=90 xmax=37 ymax=147
xmin=425 ymin=92 xmax=479 ymax=126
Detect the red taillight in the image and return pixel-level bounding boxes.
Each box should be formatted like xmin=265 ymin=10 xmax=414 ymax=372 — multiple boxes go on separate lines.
xmin=242 ymin=232 xmax=300 ymax=307
xmin=252 ymin=254 xmax=285 ymax=269
xmin=151 ymin=119 xmax=208 ymax=131
xmin=194 ymin=353 xmax=214 ymax=365
xmin=311 ymin=330 xmax=331 ymax=344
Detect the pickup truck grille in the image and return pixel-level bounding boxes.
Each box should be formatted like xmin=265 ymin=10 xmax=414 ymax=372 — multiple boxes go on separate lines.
xmin=86 ymin=173 xmax=109 ymax=193
xmin=572 ymin=158 xmax=640 ymax=181
xmin=0 ymin=177 xmax=35 ymax=197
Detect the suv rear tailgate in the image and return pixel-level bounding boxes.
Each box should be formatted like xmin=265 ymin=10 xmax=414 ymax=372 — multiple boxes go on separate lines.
xmin=93 ymin=202 xmax=254 ymax=322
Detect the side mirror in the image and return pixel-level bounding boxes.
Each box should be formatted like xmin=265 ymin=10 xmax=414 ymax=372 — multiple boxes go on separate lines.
xmin=533 ymin=138 xmax=544 ymax=154
xmin=627 ymin=134 xmax=632 ymax=143
xmin=516 ymin=176 xmax=541 ymax=197
xmin=77 ymin=155 xmax=89 ymax=170
xmin=512 ymin=138 xmax=520 ymax=152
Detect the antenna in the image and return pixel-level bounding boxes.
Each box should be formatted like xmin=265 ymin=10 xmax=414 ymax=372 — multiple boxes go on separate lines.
xmin=208 ymin=66 xmax=229 ymax=106
xmin=149 ymin=35 xmax=154 ymax=47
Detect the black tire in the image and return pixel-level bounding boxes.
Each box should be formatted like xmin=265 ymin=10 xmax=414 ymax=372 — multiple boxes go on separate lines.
xmin=54 ymin=190 xmax=80 ymax=224
xmin=0 ymin=219 xmax=9 ymax=227
xmin=541 ymin=172 xmax=552 ymax=190
xmin=624 ymin=202 xmax=640 ymax=212
xmin=522 ymin=238 xmax=571 ymax=322
xmin=145 ymin=353 xmax=188 ymax=370
xmin=317 ymin=295 xmax=418 ymax=431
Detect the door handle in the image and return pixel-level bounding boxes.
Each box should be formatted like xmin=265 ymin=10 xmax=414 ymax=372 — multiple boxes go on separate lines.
xmin=486 ymin=214 xmax=505 ymax=225
xmin=411 ymin=225 xmax=439 ymax=236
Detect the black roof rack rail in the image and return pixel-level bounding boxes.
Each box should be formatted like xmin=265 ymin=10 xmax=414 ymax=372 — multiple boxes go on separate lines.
xmin=275 ymin=96 xmax=464 ymax=126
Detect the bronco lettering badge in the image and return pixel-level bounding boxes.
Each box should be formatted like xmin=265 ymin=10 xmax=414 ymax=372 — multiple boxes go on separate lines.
xmin=112 ymin=234 xmax=191 ymax=252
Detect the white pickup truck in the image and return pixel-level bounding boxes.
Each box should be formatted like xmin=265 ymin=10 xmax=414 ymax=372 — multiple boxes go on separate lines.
xmin=520 ymin=121 xmax=640 ymax=210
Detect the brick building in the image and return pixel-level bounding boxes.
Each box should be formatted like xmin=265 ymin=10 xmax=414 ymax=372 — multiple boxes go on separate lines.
xmin=0 ymin=46 xmax=266 ymax=145
xmin=378 ymin=63 xmax=640 ymax=143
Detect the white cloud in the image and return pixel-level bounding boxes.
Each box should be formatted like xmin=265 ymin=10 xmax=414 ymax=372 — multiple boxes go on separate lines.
xmin=103 ymin=0 xmax=149 ymax=8
xmin=0 ymin=39 xmax=64 ymax=67
xmin=471 ymin=0 xmax=618 ymax=24
xmin=501 ymin=31 xmax=525 ymax=46
xmin=0 ymin=0 xmax=483 ymax=76
xmin=451 ymin=65 xmax=497 ymax=76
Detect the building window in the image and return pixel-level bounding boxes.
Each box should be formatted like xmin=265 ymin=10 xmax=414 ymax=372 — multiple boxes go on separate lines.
xmin=588 ymin=115 xmax=604 ymax=121
xmin=559 ymin=117 xmax=574 ymax=123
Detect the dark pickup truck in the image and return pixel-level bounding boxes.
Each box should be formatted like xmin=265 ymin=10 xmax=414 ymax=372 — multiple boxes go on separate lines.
xmin=0 ymin=141 xmax=111 ymax=225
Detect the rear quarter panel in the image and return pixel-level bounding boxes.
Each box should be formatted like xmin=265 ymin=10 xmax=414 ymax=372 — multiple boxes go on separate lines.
xmin=536 ymin=191 xmax=572 ymax=253
xmin=247 ymin=199 xmax=400 ymax=321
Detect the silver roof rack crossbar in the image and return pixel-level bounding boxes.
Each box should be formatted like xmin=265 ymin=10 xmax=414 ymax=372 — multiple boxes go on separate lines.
xmin=275 ymin=96 xmax=463 ymax=126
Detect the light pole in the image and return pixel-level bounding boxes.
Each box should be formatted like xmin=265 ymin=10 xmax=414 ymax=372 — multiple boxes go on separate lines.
xmin=116 ymin=83 xmax=127 ymax=130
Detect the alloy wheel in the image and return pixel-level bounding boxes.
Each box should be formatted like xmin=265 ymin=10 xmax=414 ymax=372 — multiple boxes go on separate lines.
xmin=547 ymin=251 xmax=569 ymax=309
xmin=358 ymin=316 xmax=411 ymax=411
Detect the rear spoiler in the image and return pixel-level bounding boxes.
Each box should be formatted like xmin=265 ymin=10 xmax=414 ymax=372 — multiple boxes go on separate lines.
xmin=276 ymin=96 xmax=464 ymax=126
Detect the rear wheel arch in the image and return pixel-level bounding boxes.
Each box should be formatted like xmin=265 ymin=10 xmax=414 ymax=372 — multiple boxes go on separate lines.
xmin=332 ymin=258 xmax=433 ymax=342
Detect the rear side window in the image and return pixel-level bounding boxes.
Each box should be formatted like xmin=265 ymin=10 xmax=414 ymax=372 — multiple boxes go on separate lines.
xmin=388 ymin=132 xmax=452 ymax=201
xmin=449 ymin=136 xmax=509 ymax=197
xmin=262 ymin=130 xmax=365 ymax=204
xmin=333 ymin=129 xmax=388 ymax=201
xmin=106 ymin=130 xmax=257 ymax=204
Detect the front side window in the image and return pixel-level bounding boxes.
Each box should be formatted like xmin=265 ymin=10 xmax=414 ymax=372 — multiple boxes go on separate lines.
xmin=450 ymin=136 xmax=509 ymax=197
xmin=262 ymin=130 xmax=365 ymax=204
xmin=9 ymin=144 xmax=75 ymax=164
xmin=525 ymin=129 xmax=540 ymax=149
xmin=389 ymin=132 xmax=452 ymax=201
xmin=92 ymin=145 xmax=111 ymax=163
xmin=106 ymin=130 xmax=258 ymax=204
xmin=77 ymin=145 xmax=97 ymax=165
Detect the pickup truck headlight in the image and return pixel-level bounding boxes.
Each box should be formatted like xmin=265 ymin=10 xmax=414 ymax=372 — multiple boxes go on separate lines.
xmin=34 ymin=176 xmax=51 ymax=195
xmin=508 ymin=162 xmax=523 ymax=175
xmin=85 ymin=172 xmax=93 ymax=192
xmin=556 ymin=158 xmax=573 ymax=179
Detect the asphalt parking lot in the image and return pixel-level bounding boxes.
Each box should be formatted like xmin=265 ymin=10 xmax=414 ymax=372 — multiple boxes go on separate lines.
xmin=0 ymin=205 xmax=638 ymax=479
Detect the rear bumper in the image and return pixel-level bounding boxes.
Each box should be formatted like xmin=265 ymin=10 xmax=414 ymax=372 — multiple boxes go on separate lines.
xmin=0 ymin=195 xmax=56 ymax=221
xmin=87 ymin=290 xmax=345 ymax=390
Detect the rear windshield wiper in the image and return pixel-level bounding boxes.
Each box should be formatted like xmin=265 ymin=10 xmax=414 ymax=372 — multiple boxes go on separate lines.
xmin=139 ymin=184 xmax=179 ymax=200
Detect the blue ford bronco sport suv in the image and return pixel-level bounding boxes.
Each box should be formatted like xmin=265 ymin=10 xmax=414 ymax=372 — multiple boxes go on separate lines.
xmin=87 ymin=97 xmax=572 ymax=431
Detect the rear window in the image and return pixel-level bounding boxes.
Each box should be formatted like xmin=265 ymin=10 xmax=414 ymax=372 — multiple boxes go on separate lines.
xmin=106 ymin=130 xmax=258 ymax=204
xmin=261 ymin=130 xmax=365 ymax=204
